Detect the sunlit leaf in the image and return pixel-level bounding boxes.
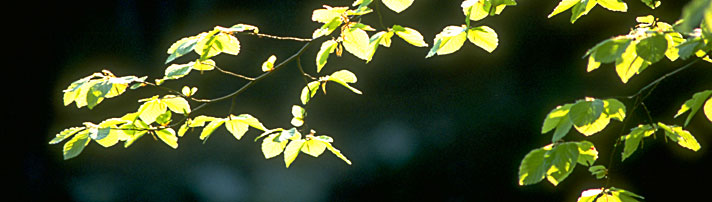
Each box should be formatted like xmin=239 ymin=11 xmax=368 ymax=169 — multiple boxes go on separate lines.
xmin=597 ymin=0 xmax=627 ymax=12
xmin=587 ymin=36 xmax=632 ymax=64
xmin=548 ymin=0 xmax=579 ymax=18
xmin=462 ymin=0 xmax=491 ymax=21
xmin=301 ymin=81 xmax=321 ymax=105
xmin=164 ymin=62 xmax=194 ymax=80
xmin=674 ymin=90 xmax=712 ymax=126
xmin=86 ymin=80 xmax=112 ymax=109
xmin=200 ymin=119 xmax=225 ymax=141
xmin=576 ymin=141 xmax=598 ymax=166
xmin=393 ymin=25 xmax=428 ymax=47
xmin=467 ymin=26 xmax=498 ymax=53
xmin=342 ymin=26 xmax=372 ymax=61
xmin=301 ymin=137 xmax=328 ymax=157
xmin=621 ymin=124 xmax=655 ymax=161
xmin=568 ymin=99 xmax=606 ymax=136
xmin=225 ymin=116 xmax=249 ymax=140
xmin=192 ymin=59 xmax=215 ymax=71
xmin=291 ymin=105 xmax=306 ymax=127
xmin=311 ymin=6 xmax=348 ymax=23
xmin=166 ymin=35 xmax=200 ymax=64
xmin=327 ymin=70 xmax=362 ymax=94
xmin=705 ymin=97 xmax=712 ymax=123
xmin=317 ymin=40 xmax=338 ymax=72
xmin=163 ymin=96 xmax=191 ymax=114
xmin=223 ymin=24 xmax=259 ymax=33
xmin=588 ymin=165 xmax=607 ymax=179
xmin=194 ymin=31 xmax=240 ymax=60
xmin=50 ymin=127 xmax=85 ymax=145
xmin=518 ymin=145 xmax=549 ymax=185
xmin=664 ymin=32 xmax=685 ymax=61
xmin=156 ymin=128 xmax=178 ymax=149
xmin=636 ymin=34 xmax=668 ymax=63
xmin=318 ymin=137 xmax=352 ymax=165
xmin=137 ymin=97 xmax=167 ymax=125
xmin=677 ymin=37 xmax=705 ymax=60
xmin=603 ymin=98 xmax=626 ymax=121
xmin=262 ymin=55 xmax=277 ymax=72
xmin=570 ymin=0 xmax=597 ymax=23
xmin=577 ymin=187 xmax=644 ymax=202
xmin=640 ymin=0 xmax=661 ymax=9
xmin=261 ymin=133 xmax=288 ymax=159
xmin=657 ymin=122 xmax=701 ymax=151
xmin=312 ymin=17 xmax=343 ymax=39
xmin=382 ymin=0 xmax=414 ymax=13
xmin=542 ymin=104 xmax=572 ymax=134
xmin=189 ymin=115 xmax=220 ymax=127
xmin=284 ymin=139 xmax=306 ymax=168
xmin=545 ymin=142 xmax=579 ymax=186
xmin=426 ymin=25 xmax=467 ymax=58
xmin=615 ymin=41 xmax=650 ymax=83
xmin=63 ymin=130 xmax=90 ymax=160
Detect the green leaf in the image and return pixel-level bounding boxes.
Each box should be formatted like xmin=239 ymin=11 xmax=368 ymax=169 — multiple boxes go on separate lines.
xmin=576 ymin=140 xmax=598 ymax=166
xmin=640 ymin=0 xmax=661 ymax=9
xmin=678 ymin=0 xmax=712 ymax=34
xmin=261 ymin=133 xmax=288 ymax=159
xmin=319 ymin=137 xmax=352 ymax=165
xmin=189 ymin=115 xmax=220 ymax=127
xmin=177 ymin=122 xmax=190 ymax=137
xmin=635 ymin=34 xmax=668 ymax=63
xmin=193 ymin=59 xmax=216 ymax=71
xmin=548 ymin=0 xmax=579 ymax=18
xmin=426 ymin=25 xmax=468 ymax=58
xmin=467 ymin=26 xmax=499 ymax=53
xmin=200 ymin=119 xmax=225 ymax=141
xmin=382 ymin=0 xmax=414 ymax=13
xmin=518 ymin=146 xmax=549 ymax=185
xmin=63 ymin=130 xmax=90 ymax=160
xmin=393 ymin=25 xmax=428 ymax=47
xmin=86 ymin=80 xmax=112 ymax=109
xmin=588 ymin=165 xmax=607 ymax=179
xmin=342 ymin=26 xmax=372 ymax=61
xmin=621 ymin=124 xmax=655 ymax=161
xmin=301 ymin=81 xmax=321 ymax=105
xmin=166 ymin=35 xmax=200 ymax=64
xmin=221 ymin=24 xmax=259 ymax=33
xmin=542 ymin=104 xmax=572 ymax=134
xmin=155 ymin=111 xmax=172 ymax=125
xmin=225 ymin=116 xmax=249 ymax=140
xmin=603 ymin=98 xmax=626 ymax=121
xmin=657 ymin=122 xmax=701 ymax=151
xmin=664 ymin=32 xmax=685 ymax=61
xmin=284 ymin=139 xmax=306 ymax=168
xmin=587 ymin=36 xmax=632 ymax=64
xmin=544 ymin=142 xmax=579 ymax=186
xmin=156 ymin=128 xmax=178 ymax=149
xmin=327 ymin=70 xmax=363 ymax=94
xmin=568 ymin=99 xmax=607 ymax=136
xmin=587 ymin=55 xmax=601 ymax=72
xmin=462 ymin=0 xmax=491 ymax=21
xmin=312 ymin=17 xmax=343 ymax=39
xmin=311 ymin=6 xmax=348 ymax=23
xmin=194 ymin=31 xmax=240 ymax=60
xmin=570 ymin=0 xmax=597 ymax=23
xmin=163 ymin=62 xmax=194 ymax=80
xmin=316 ymin=40 xmax=338 ymax=72
xmin=163 ymin=96 xmax=191 ymax=114
xmin=675 ymin=90 xmax=712 ymax=126
xmin=615 ymin=41 xmax=650 ymax=83
xmin=597 ymin=0 xmax=627 ymax=12
xmin=677 ymin=37 xmax=704 ymax=60
xmin=50 ymin=127 xmax=85 ymax=145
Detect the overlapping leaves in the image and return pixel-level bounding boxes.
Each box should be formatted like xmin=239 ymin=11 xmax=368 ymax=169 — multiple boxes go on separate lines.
xmin=63 ymin=70 xmax=146 ymax=109
xmin=257 ymin=129 xmax=352 ymax=168
xmin=548 ymin=0 xmax=629 ymax=23
xmin=542 ymin=98 xmax=626 ymax=142
xmin=518 ymin=141 xmax=599 ymax=186
xmin=577 ymin=187 xmax=644 ymax=202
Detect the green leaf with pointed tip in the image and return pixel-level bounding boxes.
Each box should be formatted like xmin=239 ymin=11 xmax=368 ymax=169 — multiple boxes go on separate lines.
xmin=189 ymin=115 xmax=220 ymax=127
xmin=427 ymin=26 xmax=467 ymax=58
xmin=231 ymin=114 xmax=266 ymax=131
xmin=615 ymin=41 xmax=650 ymax=83
xmin=51 ymin=127 xmax=85 ymax=144
xmin=382 ymin=0 xmax=414 ymax=13
xmin=63 ymin=130 xmax=90 ymax=160
xmin=467 ymin=26 xmax=498 ymax=53
xmin=312 ymin=17 xmax=343 ymax=39
xmin=588 ymin=165 xmax=607 ymax=179
xmin=200 ymin=119 xmax=225 ymax=141
xmin=597 ymin=0 xmax=627 ymax=12
xmin=657 ymin=123 xmax=701 ymax=151
xmin=677 ymin=37 xmax=705 ymax=60
xmin=603 ymin=98 xmax=626 ymax=121
xmin=587 ymin=55 xmax=601 ymax=72
xmin=194 ymin=31 xmax=240 ymax=60
xmin=393 ymin=25 xmax=428 ymax=47
xmin=318 ymin=138 xmax=352 ymax=165
xmin=86 ymin=80 xmax=113 ymax=109
xmin=261 ymin=133 xmax=287 ymax=159
xmin=225 ymin=117 xmax=249 ymax=140
xmin=284 ymin=139 xmax=306 ymax=168
xmin=609 ymin=187 xmax=645 ymax=201
xmin=223 ymin=24 xmax=259 ymax=33
xmin=542 ymin=104 xmax=572 ymax=134
xmin=342 ymin=26 xmax=372 ymax=61
xmin=587 ymin=37 xmax=632 ymax=64
xmin=675 ymin=90 xmax=712 ymax=126
xmin=94 ymin=127 xmax=121 ymax=148
xmin=576 ymin=140 xmax=598 ymax=166
xmin=622 ymin=124 xmax=655 ymax=161
xmin=156 ymin=128 xmax=178 ymax=149
xmin=636 ymin=34 xmax=668 ymax=63
xmin=570 ymin=0 xmax=597 ymax=23
xmin=568 ymin=99 xmax=605 ymax=135
xmin=548 ymin=0 xmax=579 ymax=18
xmin=166 ymin=35 xmax=200 ymax=64
xmin=317 ymin=40 xmax=338 ymax=72
xmin=155 ymin=111 xmax=172 ymax=125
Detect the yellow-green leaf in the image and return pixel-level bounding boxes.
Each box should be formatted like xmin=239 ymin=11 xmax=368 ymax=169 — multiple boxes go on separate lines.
xmin=311 ymin=6 xmax=348 ymax=23
xmin=548 ymin=0 xmax=579 ymax=18
xmin=200 ymin=119 xmax=225 ymax=141
xmin=664 ymin=32 xmax=685 ymax=61
xmin=615 ymin=41 xmax=650 ymax=83
xmin=284 ymin=139 xmax=306 ymax=168
xmin=138 ymin=98 xmax=167 ymax=125
xmin=50 ymin=127 xmax=85 ymax=145
xmin=467 ymin=26 xmax=499 ymax=53
xmin=597 ymin=0 xmax=627 ymax=12
xmin=603 ymin=98 xmax=626 ymax=121
xmin=426 ymin=26 xmax=468 ymax=58
xmin=225 ymin=117 xmax=249 ymax=140
xmin=193 ymin=59 xmax=215 ymax=71
xmin=301 ymin=81 xmax=321 ymax=105
xmin=657 ymin=123 xmax=701 ymax=151
xmin=156 ymin=128 xmax=178 ymax=149
xmin=342 ymin=26 xmax=372 ymax=61
xmin=164 ymin=62 xmax=194 ymax=80
xmin=462 ymin=0 xmax=491 ymax=21
xmin=382 ymin=0 xmax=414 ymax=13
xmin=291 ymin=105 xmax=306 ymax=127
xmin=327 ymin=70 xmax=362 ymax=94
xmin=393 ymin=25 xmax=428 ymax=47
xmin=316 ymin=40 xmax=338 ymax=73
xmin=319 ymin=138 xmax=352 ymax=165
xmin=301 ymin=137 xmax=328 ymax=157
xmin=166 ymin=35 xmax=200 ymax=64
xmin=262 ymin=55 xmax=276 ymax=72
xmin=63 ymin=130 xmax=90 ymax=160
xmin=261 ymin=133 xmax=287 ymax=159
xmin=163 ymin=96 xmax=191 ymax=114
xmin=570 ymin=0 xmax=597 ymax=23
xmin=587 ymin=55 xmax=601 ymax=72
xmin=622 ymin=124 xmax=655 ymax=161
xmin=705 ymin=97 xmax=712 ymax=123
xmin=674 ymin=90 xmax=712 ymax=126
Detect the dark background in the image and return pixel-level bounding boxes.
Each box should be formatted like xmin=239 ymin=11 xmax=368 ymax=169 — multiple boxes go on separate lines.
xmin=23 ymin=0 xmax=711 ymax=201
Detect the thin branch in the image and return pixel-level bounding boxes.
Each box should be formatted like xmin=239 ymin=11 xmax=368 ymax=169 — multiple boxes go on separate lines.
xmin=626 ymin=56 xmax=703 ymax=99
xmin=375 ymin=0 xmax=388 ymax=30
xmin=210 ymin=63 xmax=256 ymax=80
xmin=296 ymin=56 xmax=317 ymax=81
xmin=238 ymin=32 xmax=312 ymax=42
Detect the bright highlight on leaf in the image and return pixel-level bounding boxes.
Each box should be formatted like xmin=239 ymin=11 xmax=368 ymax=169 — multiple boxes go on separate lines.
xmin=542 ymin=98 xmax=625 ymax=141
xmin=63 ymin=71 xmax=146 ymax=109
xmin=262 ymin=55 xmax=277 ymax=72
xmin=675 ymin=90 xmax=712 ymax=126
xmin=621 ymin=124 xmax=655 ymax=161
xmin=518 ymin=141 xmax=599 ymax=186
xmin=657 ymin=123 xmax=701 ymax=151
xmin=381 ymin=0 xmax=414 ymax=13
xmin=467 ymin=26 xmax=499 ymax=53
xmin=342 ymin=25 xmax=373 ymax=61
xmin=549 ymin=0 xmax=627 ymax=23
xmin=577 ymin=187 xmax=644 ymax=202
xmin=427 ymin=25 xmax=468 ymax=58
xmin=324 ymin=70 xmax=363 ymax=94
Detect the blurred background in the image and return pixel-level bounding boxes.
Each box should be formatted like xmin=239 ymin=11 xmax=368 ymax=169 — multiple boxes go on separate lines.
xmin=25 ymin=0 xmax=711 ymax=201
